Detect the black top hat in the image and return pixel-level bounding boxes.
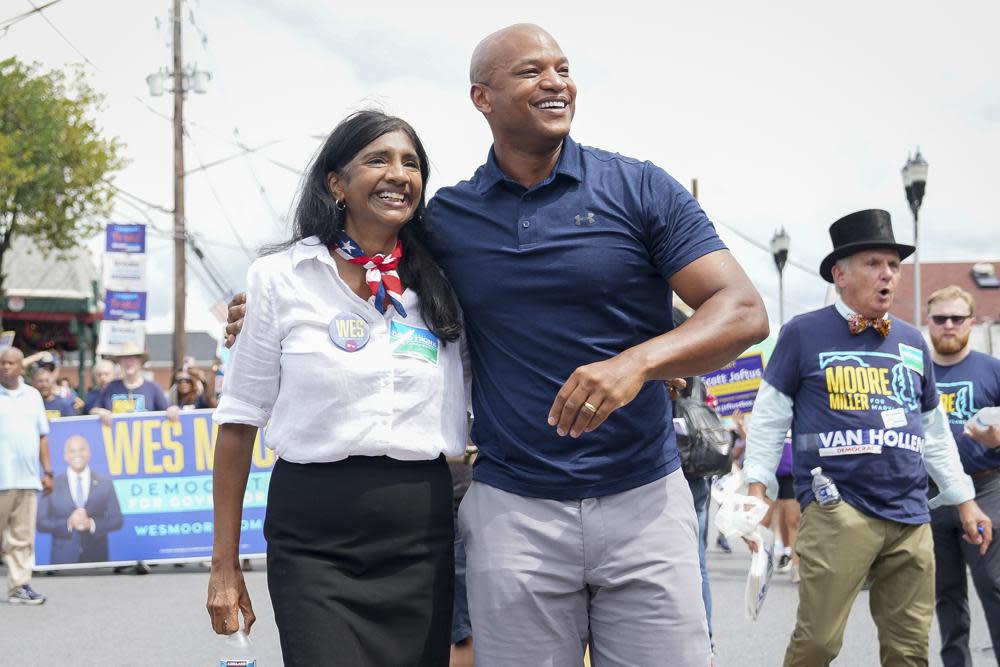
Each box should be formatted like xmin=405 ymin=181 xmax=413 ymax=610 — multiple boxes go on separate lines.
xmin=819 ymin=209 xmax=914 ymax=283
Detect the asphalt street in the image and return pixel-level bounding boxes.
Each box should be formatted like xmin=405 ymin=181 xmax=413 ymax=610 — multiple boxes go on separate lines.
xmin=0 ymin=538 xmax=994 ymax=666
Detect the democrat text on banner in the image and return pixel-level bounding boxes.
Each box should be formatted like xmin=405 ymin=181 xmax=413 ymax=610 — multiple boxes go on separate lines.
xmin=34 ymin=410 xmax=272 ymax=570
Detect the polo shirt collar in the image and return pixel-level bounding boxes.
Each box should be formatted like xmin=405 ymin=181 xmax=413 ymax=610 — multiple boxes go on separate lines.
xmin=290 ymin=236 xmax=338 ymax=270
xmin=475 ymin=135 xmax=584 ymax=194
xmin=834 ymin=299 xmax=889 ymax=322
xmin=0 ymin=378 xmax=25 ymax=397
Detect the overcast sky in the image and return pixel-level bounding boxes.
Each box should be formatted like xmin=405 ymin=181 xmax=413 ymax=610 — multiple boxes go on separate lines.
xmin=4 ymin=0 xmax=998 ymax=339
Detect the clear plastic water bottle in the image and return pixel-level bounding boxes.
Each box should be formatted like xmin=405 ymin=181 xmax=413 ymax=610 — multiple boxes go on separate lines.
xmin=973 ymin=407 xmax=1000 ymax=428
xmin=219 ymin=629 xmax=256 ymax=667
xmin=810 ymin=466 xmax=841 ymax=507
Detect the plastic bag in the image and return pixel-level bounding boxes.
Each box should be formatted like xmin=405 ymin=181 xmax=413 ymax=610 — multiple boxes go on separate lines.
xmin=711 ymin=467 xmax=769 ymax=540
xmin=744 ymin=526 xmax=775 ymax=621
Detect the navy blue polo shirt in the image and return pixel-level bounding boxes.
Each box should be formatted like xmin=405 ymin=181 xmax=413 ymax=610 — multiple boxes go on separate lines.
xmin=424 ymin=136 xmax=727 ymax=499
xmin=934 ymin=351 xmax=1000 ymax=476
xmin=766 ymin=306 xmax=938 ymax=524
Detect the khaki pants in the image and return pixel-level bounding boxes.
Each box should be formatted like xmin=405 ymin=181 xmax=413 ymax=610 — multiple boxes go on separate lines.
xmin=784 ymin=500 xmax=934 ymax=667
xmin=0 ymin=489 xmax=38 ymax=595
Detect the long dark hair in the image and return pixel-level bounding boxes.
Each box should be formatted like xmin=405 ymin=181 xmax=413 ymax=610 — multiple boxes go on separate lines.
xmin=266 ymin=110 xmax=462 ymax=342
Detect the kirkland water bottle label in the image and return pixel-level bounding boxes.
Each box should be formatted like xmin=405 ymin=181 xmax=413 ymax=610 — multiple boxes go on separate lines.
xmin=220 ymin=661 xmax=255 ymax=667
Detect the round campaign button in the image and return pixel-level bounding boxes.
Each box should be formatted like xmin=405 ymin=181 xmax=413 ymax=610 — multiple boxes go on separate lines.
xmin=329 ymin=313 xmax=370 ymax=352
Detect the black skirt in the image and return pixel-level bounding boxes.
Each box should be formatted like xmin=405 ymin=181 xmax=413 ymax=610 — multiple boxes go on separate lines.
xmin=264 ymin=455 xmax=454 ymax=667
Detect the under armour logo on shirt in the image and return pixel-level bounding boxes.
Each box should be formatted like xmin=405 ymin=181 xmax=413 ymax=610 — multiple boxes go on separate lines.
xmin=574 ymin=212 xmax=596 ymax=226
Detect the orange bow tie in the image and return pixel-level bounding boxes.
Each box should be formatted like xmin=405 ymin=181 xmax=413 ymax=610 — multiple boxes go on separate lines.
xmin=848 ymin=313 xmax=891 ymax=337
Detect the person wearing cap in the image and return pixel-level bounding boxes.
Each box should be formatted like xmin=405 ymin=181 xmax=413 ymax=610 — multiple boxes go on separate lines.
xmin=926 ymin=284 xmax=1000 ymax=666
xmin=743 ymin=209 xmax=992 ymax=665
xmin=89 ymin=344 xmax=174 ymax=420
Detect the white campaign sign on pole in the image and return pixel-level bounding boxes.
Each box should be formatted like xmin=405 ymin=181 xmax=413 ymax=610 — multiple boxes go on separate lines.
xmin=101 ymin=254 xmax=147 ymax=292
xmin=97 ymin=321 xmax=146 ymax=356
xmin=98 ymin=224 xmax=148 ymax=355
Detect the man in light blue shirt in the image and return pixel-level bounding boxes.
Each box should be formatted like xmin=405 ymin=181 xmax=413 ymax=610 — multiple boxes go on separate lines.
xmin=0 ymin=346 xmax=54 ymax=605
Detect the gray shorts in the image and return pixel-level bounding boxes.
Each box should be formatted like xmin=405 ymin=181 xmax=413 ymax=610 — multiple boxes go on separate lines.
xmin=457 ymin=469 xmax=711 ymax=666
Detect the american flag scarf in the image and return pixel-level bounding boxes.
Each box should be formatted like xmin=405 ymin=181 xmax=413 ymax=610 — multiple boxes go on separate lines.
xmin=333 ymin=230 xmax=407 ymax=317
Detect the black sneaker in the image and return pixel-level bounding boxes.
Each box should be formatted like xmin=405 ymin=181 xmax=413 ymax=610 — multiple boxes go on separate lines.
xmin=777 ymin=554 xmax=792 ymax=573
xmin=8 ymin=584 xmax=46 ymax=605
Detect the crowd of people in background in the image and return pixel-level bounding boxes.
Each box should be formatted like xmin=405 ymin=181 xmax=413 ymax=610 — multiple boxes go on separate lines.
xmin=12 ymin=348 xmax=221 ymax=420
xmin=0 ymin=345 xmax=226 ymax=596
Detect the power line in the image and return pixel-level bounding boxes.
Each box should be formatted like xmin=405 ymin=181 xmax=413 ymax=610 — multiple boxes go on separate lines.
xmin=0 ymin=0 xmax=63 ymax=32
xmin=24 ymin=0 xmax=96 ymax=68
xmin=186 ymin=136 xmax=255 ymax=260
xmin=183 ymin=138 xmax=285 ymax=176
xmin=188 ymin=17 xmax=293 ymax=232
xmin=714 ymin=217 xmax=822 ymax=278
xmin=109 ymin=184 xmax=174 ymax=217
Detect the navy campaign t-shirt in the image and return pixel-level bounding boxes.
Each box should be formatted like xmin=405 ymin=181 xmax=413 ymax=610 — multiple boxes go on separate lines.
xmin=43 ymin=394 xmax=76 ymax=419
xmin=934 ymin=351 xmax=1000 ymax=475
xmin=96 ymin=379 xmax=169 ymax=414
xmin=765 ymin=305 xmax=938 ymax=524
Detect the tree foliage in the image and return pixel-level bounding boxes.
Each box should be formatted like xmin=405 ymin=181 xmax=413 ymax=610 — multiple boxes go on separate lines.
xmin=0 ymin=56 xmax=124 ymax=300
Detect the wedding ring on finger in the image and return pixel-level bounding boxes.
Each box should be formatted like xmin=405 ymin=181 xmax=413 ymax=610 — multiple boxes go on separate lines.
xmin=582 ymin=401 xmax=598 ymax=414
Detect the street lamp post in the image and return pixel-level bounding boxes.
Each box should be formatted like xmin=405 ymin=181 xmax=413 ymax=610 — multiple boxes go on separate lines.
xmin=770 ymin=227 xmax=790 ymax=326
xmin=145 ymin=0 xmax=211 ymax=371
xmin=902 ymin=149 xmax=928 ymax=324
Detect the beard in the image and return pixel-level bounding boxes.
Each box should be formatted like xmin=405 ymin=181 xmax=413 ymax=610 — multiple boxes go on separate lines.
xmin=931 ymin=331 xmax=970 ymax=355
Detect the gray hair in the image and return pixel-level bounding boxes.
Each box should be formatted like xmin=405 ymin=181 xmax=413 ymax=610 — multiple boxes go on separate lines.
xmin=833 ymin=256 xmax=854 ymax=295
xmin=92 ymin=359 xmax=115 ymax=380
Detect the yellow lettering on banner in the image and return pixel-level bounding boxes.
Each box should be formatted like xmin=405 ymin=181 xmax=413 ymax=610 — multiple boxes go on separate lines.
xmin=252 ymin=431 xmax=274 ymax=468
xmin=193 ymin=417 xmax=215 ymax=471
xmin=941 ymin=393 xmax=956 ymax=415
xmin=142 ymin=420 xmax=163 ymax=474
xmin=102 ymin=420 xmax=143 ymax=476
xmin=161 ymin=420 xmax=185 ymax=473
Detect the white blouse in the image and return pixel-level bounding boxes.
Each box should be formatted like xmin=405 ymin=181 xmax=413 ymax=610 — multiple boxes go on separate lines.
xmin=213 ymin=237 xmax=470 ymax=463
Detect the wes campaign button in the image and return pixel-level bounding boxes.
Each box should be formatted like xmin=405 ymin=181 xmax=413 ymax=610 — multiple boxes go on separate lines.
xmin=329 ymin=313 xmax=370 ymax=352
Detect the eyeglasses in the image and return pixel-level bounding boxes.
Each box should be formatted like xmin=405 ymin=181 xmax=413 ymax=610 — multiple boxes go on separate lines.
xmin=175 ymin=377 xmax=193 ymax=383
xmin=930 ymin=314 xmax=971 ymax=326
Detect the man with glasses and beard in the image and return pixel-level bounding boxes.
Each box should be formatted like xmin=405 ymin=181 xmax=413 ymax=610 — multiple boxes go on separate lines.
xmin=927 ymin=284 xmax=1000 ymax=667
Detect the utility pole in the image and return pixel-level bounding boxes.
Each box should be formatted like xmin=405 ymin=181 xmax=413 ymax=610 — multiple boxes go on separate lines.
xmin=147 ymin=3 xmax=210 ymax=370
xmin=172 ymin=0 xmax=186 ymax=371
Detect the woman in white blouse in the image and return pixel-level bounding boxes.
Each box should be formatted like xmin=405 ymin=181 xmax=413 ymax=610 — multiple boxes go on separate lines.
xmin=206 ymin=110 xmax=467 ymax=666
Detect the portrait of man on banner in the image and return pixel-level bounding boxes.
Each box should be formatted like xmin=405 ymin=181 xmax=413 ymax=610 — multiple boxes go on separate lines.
xmin=36 ymin=434 xmax=123 ymax=564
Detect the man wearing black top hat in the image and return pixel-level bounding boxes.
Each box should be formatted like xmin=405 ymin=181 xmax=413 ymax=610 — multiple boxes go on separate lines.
xmin=743 ymin=210 xmax=992 ymax=665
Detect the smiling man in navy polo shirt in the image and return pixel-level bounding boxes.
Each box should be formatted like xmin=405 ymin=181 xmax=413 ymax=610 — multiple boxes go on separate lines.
xmin=425 ymin=24 xmax=768 ymax=666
